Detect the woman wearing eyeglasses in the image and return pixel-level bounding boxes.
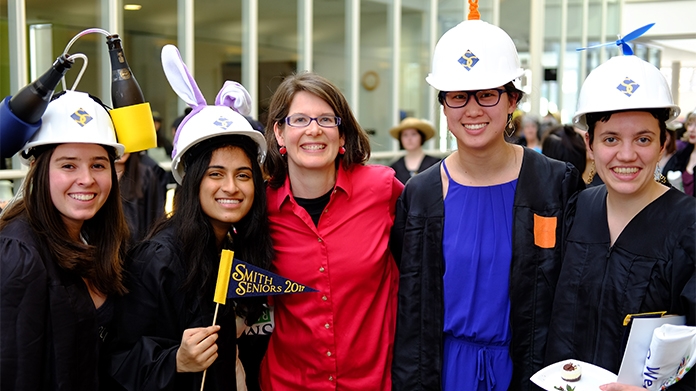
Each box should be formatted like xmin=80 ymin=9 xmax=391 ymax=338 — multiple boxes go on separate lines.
xmin=390 ymin=6 xmax=584 ymax=391
xmin=259 ymin=72 xmax=403 ymax=390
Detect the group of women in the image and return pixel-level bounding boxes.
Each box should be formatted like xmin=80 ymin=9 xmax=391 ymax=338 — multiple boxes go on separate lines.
xmin=1 ymin=1 xmax=694 ymax=390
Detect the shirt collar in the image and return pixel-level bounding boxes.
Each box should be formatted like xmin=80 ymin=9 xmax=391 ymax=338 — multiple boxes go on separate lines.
xmin=273 ymin=163 xmax=353 ymax=211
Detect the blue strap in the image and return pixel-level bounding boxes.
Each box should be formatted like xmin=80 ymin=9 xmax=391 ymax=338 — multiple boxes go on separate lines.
xmin=442 ymin=159 xmax=454 ymax=181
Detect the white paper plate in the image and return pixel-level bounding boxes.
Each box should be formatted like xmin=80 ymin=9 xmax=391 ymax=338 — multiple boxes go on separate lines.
xmin=531 ymin=359 xmax=618 ymax=391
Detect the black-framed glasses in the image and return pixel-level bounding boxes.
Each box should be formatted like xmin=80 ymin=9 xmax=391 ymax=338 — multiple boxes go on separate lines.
xmin=440 ymin=89 xmax=506 ymax=108
xmin=284 ymin=114 xmax=342 ymax=128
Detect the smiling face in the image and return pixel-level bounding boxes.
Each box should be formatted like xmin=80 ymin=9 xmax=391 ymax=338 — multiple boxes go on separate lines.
xmin=49 ymin=143 xmax=112 ymax=240
xmin=588 ymin=111 xmax=664 ymax=197
xmin=443 ymin=87 xmax=517 ymax=150
xmin=273 ymin=91 xmax=345 ymax=176
xmin=199 ymin=145 xmax=255 ymax=242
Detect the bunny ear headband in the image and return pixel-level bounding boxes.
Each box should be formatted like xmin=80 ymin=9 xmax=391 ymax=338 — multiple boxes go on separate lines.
xmin=161 ymin=44 xmax=266 ymax=184
xmin=161 ymin=44 xmax=254 ymax=158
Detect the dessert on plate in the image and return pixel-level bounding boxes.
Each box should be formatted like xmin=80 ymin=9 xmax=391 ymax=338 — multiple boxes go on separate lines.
xmin=561 ymin=361 xmax=582 ymax=382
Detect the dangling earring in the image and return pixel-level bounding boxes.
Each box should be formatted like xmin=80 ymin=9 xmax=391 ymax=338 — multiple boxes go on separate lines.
xmin=505 ymin=113 xmax=515 ymax=138
xmin=279 ymin=146 xmax=287 ymax=156
xmin=586 ymin=160 xmax=596 ymax=185
xmin=339 ymin=146 xmax=346 ymax=155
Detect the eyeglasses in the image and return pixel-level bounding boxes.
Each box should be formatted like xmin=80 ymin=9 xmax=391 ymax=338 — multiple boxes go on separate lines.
xmin=440 ymin=89 xmax=506 ymax=109
xmin=284 ymin=114 xmax=342 ymax=128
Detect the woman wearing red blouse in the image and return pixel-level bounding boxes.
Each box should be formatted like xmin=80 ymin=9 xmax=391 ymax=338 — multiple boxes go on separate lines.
xmin=260 ymin=72 xmax=403 ymax=390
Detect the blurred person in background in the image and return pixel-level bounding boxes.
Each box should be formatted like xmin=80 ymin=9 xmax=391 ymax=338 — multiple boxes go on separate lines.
xmin=114 ymin=150 xmax=169 ymax=244
xmin=541 ymin=124 xmax=587 ymax=175
xmin=389 ymin=117 xmax=441 ymax=184
xmin=516 ymin=114 xmax=542 ymax=152
xmin=663 ymin=110 xmax=696 ymax=196
xmin=152 ymin=111 xmax=173 ymax=157
xmin=659 ymin=123 xmax=678 ymax=175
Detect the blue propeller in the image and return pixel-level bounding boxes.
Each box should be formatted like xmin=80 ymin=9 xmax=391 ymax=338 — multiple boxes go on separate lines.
xmin=577 ymin=23 xmax=655 ymax=55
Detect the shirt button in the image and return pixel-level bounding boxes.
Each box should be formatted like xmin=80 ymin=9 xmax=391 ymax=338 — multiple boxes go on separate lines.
xmin=319 ymin=267 xmax=325 ymax=272
xmin=327 ymin=351 xmax=332 ymax=356
xmin=322 ymin=295 xmax=328 ymax=301
xmin=325 ymin=323 xmax=330 ymax=329
xmin=318 ymin=237 xmax=323 ymax=243
xmin=329 ymin=376 xmax=334 ymax=381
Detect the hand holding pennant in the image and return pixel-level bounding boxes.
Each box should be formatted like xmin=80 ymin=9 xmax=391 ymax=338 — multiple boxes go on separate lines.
xmin=200 ymin=249 xmax=234 ymax=391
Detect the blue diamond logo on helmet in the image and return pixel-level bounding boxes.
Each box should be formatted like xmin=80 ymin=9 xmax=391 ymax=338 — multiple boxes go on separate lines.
xmin=617 ymin=77 xmax=640 ymax=97
xmin=70 ymin=108 xmax=93 ymax=127
xmin=458 ymin=50 xmax=479 ymax=71
xmin=214 ymin=117 xmax=233 ymax=130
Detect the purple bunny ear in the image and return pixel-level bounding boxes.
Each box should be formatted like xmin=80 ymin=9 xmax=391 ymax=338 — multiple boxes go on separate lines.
xmin=161 ymin=45 xmax=207 ymax=107
xmin=215 ymin=81 xmax=252 ymax=116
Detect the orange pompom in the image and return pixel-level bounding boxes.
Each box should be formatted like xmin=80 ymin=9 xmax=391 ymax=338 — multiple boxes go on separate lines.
xmin=468 ymin=0 xmax=481 ymax=20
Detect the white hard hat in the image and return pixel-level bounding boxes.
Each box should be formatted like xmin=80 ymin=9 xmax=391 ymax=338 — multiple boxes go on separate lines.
xmin=426 ymin=20 xmax=524 ymax=92
xmin=573 ymin=55 xmax=680 ymax=130
xmin=20 ymin=90 xmax=124 ymax=165
xmin=171 ymin=105 xmax=267 ymax=184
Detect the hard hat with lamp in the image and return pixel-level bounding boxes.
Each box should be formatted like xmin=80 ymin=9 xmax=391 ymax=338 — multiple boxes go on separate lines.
xmin=20 ymin=91 xmax=124 ymax=165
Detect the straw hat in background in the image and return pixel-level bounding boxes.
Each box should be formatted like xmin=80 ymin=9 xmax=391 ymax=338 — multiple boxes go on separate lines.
xmin=389 ymin=117 xmax=435 ymax=142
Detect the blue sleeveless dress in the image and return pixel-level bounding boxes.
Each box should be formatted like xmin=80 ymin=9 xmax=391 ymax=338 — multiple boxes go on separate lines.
xmin=441 ymin=160 xmax=517 ymax=391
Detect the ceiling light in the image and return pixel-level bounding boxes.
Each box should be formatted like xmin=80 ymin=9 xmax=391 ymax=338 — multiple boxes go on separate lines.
xmin=124 ymin=4 xmax=142 ymax=11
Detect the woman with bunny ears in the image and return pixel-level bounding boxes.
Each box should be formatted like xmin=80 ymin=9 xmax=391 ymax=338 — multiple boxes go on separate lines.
xmin=107 ymin=45 xmax=273 ymax=391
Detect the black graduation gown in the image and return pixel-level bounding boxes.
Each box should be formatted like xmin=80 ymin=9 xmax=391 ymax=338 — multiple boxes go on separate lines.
xmin=546 ymin=186 xmax=696 ymax=388
xmin=390 ymin=149 xmax=586 ymax=391
xmin=1 ymin=216 xmax=107 ymax=391
xmin=120 ymin=153 xmax=170 ymax=244
xmin=106 ymin=226 xmax=239 ymax=391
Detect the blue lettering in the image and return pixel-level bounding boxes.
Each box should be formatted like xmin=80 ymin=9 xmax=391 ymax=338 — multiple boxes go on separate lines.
xmin=643 ymin=366 xmax=659 ymax=380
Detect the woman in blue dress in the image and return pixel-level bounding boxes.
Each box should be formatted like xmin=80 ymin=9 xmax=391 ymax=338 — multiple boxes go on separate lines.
xmin=389 ymin=2 xmax=585 ymax=390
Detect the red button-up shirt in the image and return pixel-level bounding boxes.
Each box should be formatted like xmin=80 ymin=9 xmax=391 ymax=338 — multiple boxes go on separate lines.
xmin=260 ymin=164 xmax=403 ymax=390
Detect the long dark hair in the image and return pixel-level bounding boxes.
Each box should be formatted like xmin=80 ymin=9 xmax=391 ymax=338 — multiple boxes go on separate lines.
xmin=147 ymin=134 xmax=273 ymax=322
xmin=264 ymin=72 xmax=372 ymax=189
xmin=0 ymin=144 xmax=129 ymax=295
